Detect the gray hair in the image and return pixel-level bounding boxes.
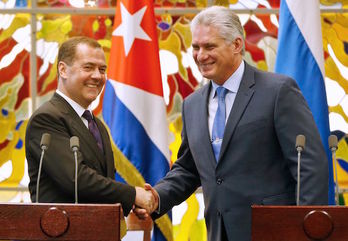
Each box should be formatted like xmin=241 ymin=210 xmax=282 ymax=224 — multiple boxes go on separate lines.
xmin=191 ymin=6 xmax=245 ymax=55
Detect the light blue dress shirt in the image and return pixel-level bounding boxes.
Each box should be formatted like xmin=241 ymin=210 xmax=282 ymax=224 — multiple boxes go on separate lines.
xmin=208 ymin=60 xmax=245 ymax=139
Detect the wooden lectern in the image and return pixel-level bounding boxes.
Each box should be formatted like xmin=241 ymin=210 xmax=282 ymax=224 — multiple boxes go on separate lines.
xmin=252 ymin=205 xmax=348 ymax=241
xmin=0 ymin=203 xmax=122 ymax=241
xmin=126 ymin=212 xmax=153 ymax=241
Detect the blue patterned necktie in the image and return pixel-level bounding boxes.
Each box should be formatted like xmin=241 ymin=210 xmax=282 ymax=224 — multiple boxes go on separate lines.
xmin=212 ymin=87 xmax=228 ymax=162
xmin=82 ymin=110 xmax=104 ymax=152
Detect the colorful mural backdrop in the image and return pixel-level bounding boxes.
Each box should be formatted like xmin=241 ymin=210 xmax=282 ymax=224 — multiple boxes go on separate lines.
xmin=1 ymin=0 xmax=348 ymax=240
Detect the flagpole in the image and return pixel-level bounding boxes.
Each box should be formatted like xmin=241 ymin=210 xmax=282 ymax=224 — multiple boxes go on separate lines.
xmin=30 ymin=0 xmax=37 ymax=112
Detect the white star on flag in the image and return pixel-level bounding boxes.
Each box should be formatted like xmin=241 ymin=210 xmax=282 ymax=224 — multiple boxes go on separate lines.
xmin=112 ymin=2 xmax=151 ymax=56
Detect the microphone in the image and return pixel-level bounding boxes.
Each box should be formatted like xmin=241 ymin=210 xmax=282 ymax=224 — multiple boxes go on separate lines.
xmin=295 ymin=134 xmax=305 ymax=152
xmin=295 ymin=134 xmax=305 ymax=206
xmin=36 ymin=133 xmax=51 ymax=203
xmin=329 ymin=135 xmax=339 ymax=205
xmin=70 ymin=136 xmax=80 ymax=204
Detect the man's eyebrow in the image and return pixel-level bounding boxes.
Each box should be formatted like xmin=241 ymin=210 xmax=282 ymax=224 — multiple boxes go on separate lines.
xmin=82 ymin=62 xmax=107 ymax=68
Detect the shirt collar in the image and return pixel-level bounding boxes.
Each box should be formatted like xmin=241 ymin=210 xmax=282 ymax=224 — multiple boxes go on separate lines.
xmin=211 ymin=60 xmax=245 ymax=98
xmin=56 ymin=89 xmax=92 ymax=118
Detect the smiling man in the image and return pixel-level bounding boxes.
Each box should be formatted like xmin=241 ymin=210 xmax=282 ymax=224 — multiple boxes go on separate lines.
xmin=141 ymin=6 xmax=329 ymax=241
xmin=25 ymin=36 xmax=155 ymax=216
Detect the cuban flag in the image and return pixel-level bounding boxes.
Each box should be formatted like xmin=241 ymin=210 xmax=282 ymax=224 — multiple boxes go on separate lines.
xmin=275 ymin=0 xmax=334 ymax=204
xmin=102 ymin=0 xmax=172 ymax=240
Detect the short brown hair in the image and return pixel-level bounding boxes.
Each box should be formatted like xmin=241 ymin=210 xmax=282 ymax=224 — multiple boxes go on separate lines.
xmin=58 ymin=36 xmax=102 ymax=66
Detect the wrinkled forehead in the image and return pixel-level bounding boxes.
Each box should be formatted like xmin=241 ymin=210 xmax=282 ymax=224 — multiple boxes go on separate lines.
xmin=192 ymin=25 xmax=224 ymax=44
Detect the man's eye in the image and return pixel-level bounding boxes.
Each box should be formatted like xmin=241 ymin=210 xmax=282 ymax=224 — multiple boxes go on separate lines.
xmin=99 ymin=68 xmax=106 ymax=74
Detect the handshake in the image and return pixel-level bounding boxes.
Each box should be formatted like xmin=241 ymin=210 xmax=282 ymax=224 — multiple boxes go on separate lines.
xmin=133 ymin=184 xmax=159 ymax=219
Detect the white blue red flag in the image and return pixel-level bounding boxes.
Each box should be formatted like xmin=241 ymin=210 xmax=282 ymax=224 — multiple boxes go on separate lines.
xmin=102 ymin=0 xmax=172 ymax=240
xmin=275 ymin=0 xmax=334 ymax=204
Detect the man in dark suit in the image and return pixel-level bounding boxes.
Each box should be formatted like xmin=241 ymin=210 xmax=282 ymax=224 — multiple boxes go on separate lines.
xmin=25 ymin=36 xmax=155 ymax=216
xmin=136 ymin=6 xmax=329 ymax=241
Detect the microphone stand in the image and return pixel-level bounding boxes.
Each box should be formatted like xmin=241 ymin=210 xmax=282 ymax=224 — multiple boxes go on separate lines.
xmin=333 ymin=148 xmax=339 ymax=205
xmin=70 ymin=136 xmax=80 ymax=204
xmin=296 ymin=148 xmax=302 ymax=206
xmin=295 ymin=134 xmax=305 ymax=206
xmin=36 ymin=133 xmax=51 ymax=203
xmin=73 ymin=148 xmax=78 ymax=204
xmin=36 ymin=147 xmax=46 ymax=203
xmin=329 ymin=135 xmax=339 ymax=205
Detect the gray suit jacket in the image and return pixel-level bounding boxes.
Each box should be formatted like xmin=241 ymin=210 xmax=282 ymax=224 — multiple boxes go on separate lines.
xmin=26 ymin=93 xmax=135 ymax=215
xmin=153 ymin=62 xmax=328 ymax=241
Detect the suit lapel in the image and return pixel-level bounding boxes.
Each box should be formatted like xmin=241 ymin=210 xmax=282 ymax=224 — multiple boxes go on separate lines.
xmin=218 ymin=63 xmax=255 ymax=162
xmin=95 ymin=118 xmax=111 ymax=175
xmin=199 ymin=84 xmax=218 ymax=169
xmin=51 ymin=93 xmax=106 ymax=172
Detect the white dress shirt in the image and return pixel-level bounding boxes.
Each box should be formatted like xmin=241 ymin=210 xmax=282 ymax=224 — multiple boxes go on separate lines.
xmin=55 ymin=90 xmax=93 ymax=128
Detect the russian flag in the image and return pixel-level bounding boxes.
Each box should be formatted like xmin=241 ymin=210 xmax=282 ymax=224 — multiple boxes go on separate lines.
xmin=102 ymin=0 xmax=172 ymax=240
xmin=275 ymin=0 xmax=334 ymax=204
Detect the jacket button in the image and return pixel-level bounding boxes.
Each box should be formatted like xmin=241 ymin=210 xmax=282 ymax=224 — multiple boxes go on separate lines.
xmin=217 ymin=178 xmax=223 ymax=185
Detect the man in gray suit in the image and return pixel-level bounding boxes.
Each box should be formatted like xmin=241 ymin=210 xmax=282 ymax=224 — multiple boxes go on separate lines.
xmin=26 ymin=36 xmax=155 ymax=216
xmin=136 ymin=6 xmax=329 ymax=241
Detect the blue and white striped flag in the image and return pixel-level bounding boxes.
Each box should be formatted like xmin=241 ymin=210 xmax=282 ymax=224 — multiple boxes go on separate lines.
xmin=275 ymin=0 xmax=334 ymax=204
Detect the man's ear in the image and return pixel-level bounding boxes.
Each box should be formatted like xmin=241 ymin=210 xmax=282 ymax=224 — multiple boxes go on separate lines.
xmin=233 ymin=37 xmax=244 ymax=54
xmin=58 ymin=61 xmax=67 ymax=79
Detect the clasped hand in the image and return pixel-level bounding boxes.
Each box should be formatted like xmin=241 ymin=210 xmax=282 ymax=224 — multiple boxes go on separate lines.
xmin=134 ymin=183 xmax=158 ymax=219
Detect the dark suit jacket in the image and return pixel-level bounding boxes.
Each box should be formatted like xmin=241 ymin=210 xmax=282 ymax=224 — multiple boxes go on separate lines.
xmin=152 ymin=62 xmax=328 ymax=241
xmin=25 ymin=93 xmax=135 ymax=215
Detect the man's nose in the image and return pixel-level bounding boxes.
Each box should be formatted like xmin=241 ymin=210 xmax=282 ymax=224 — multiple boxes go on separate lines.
xmin=197 ymin=49 xmax=208 ymax=62
xmin=91 ymin=68 xmax=103 ymax=79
